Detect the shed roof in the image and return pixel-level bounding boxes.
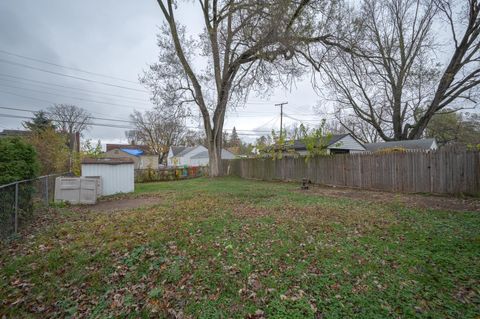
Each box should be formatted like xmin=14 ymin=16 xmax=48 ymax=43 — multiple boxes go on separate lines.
xmin=81 ymin=157 xmax=134 ymax=165
xmin=364 ymin=138 xmax=436 ymax=152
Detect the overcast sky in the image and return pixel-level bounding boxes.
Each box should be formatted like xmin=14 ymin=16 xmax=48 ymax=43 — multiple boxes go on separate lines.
xmin=0 ymin=0 xmax=325 ymax=146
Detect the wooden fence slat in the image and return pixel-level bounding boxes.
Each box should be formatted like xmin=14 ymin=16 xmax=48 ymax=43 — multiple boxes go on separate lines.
xmin=225 ymin=148 xmax=480 ymax=195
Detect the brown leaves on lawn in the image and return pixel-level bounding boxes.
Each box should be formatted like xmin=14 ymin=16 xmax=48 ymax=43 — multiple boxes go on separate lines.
xmin=1 ymin=179 xmax=479 ymax=318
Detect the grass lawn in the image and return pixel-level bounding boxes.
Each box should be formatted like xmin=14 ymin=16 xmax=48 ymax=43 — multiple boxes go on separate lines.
xmin=1 ymin=177 xmax=479 ymax=318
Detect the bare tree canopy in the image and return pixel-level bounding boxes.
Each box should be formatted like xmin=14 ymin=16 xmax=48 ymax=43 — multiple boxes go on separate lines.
xmin=321 ymin=0 xmax=480 ymax=141
xmin=130 ymin=109 xmax=198 ymax=165
xmin=47 ymin=104 xmax=92 ymax=135
xmin=144 ymin=0 xmax=354 ymax=176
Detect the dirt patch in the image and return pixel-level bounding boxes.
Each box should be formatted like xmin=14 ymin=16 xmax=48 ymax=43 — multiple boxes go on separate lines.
xmin=86 ymin=195 xmax=163 ymax=213
xmin=301 ymin=185 xmax=480 ymax=212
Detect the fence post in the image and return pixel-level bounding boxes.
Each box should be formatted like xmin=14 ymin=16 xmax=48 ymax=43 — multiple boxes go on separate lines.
xmin=14 ymin=182 xmax=18 ymax=234
xmin=45 ymin=176 xmax=49 ymax=206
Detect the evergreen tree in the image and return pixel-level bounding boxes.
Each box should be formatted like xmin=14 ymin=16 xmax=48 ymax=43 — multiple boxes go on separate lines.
xmin=222 ymin=131 xmax=230 ymax=147
xmin=23 ymin=111 xmax=55 ymax=132
xmin=229 ymin=127 xmax=241 ymax=148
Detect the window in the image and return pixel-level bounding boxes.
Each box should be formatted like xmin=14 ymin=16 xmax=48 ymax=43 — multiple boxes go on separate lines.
xmin=329 ymin=149 xmax=349 ymax=154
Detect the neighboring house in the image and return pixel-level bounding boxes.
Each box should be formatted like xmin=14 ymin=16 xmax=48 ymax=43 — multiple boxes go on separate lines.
xmin=104 ymin=148 xmax=159 ymax=169
xmin=280 ymin=133 xmax=366 ymax=155
xmin=0 ymin=129 xmax=30 ymax=138
xmin=167 ymin=145 xmax=235 ymax=166
xmin=364 ymin=138 xmax=438 ymax=152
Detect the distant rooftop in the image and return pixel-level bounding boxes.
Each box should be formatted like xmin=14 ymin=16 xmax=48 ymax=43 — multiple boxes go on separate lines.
xmin=364 ymin=138 xmax=437 ymax=152
xmin=170 ymin=146 xmax=198 ymax=157
xmin=0 ymin=129 xmax=30 ymax=137
xmin=290 ymin=134 xmax=351 ymax=150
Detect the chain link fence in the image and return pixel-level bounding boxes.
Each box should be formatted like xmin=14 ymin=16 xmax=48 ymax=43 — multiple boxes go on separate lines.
xmin=0 ymin=174 xmax=61 ymax=239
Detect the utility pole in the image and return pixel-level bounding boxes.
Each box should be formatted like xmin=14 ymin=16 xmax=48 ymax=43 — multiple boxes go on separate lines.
xmin=275 ymin=102 xmax=288 ymax=138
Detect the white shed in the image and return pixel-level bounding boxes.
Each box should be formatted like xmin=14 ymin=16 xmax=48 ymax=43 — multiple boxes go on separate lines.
xmin=81 ymin=157 xmax=134 ymax=196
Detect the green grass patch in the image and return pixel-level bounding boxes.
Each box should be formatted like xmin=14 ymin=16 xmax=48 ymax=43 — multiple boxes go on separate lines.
xmin=1 ymin=177 xmax=479 ymax=318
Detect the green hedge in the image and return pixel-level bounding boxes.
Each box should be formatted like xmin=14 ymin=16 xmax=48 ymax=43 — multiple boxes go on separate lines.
xmin=0 ymin=137 xmax=39 ymax=184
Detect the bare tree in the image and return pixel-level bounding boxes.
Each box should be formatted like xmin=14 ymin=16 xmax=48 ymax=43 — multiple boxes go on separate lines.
xmin=130 ymin=109 xmax=195 ymax=165
xmin=47 ymin=104 xmax=92 ymax=135
xmin=143 ymin=0 xmax=354 ymax=176
xmin=410 ymin=0 xmax=480 ymax=138
xmin=321 ymin=0 xmax=480 ymax=141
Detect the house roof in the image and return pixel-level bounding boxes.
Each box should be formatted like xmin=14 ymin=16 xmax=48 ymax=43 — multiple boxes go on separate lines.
xmin=190 ymin=149 xmax=234 ymax=159
xmin=364 ymin=138 xmax=437 ymax=152
xmin=170 ymin=146 xmax=189 ymax=156
xmin=81 ymin=157 xmax=134 ymax=165
xmin=177 ymin=146 xmax=197 ymax=157
xmin=289 ymin=134 xmax=359 ymax=150
xmin=0 ymin=129 xmax=30 ymax=137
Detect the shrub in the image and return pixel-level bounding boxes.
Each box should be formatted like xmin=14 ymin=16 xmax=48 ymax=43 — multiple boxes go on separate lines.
xmin=0 ymin=138 xmax=39 ymax=235
xmin=375 ymin=147 xmax=407 ymax=154
xmin=26 ymin=128 xmax=69 ymax=175
xmin=0 ymin=137 xmax=39 ymax=184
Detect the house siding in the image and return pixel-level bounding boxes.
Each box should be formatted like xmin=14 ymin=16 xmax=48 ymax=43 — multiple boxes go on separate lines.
xmin=189 ymin=157 xmax=210 ymax=166
xmin=168 ymin=146 xmax=208 ymax=166
xmin=328 ymin=135 xmax=365 ymax=152
xmin=167 ymin=146 xmax=235 ymax=166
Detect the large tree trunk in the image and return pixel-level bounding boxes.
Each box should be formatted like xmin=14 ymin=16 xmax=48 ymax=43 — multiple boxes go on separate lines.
xmin=208 ymin=130 xmax=223 ymax=177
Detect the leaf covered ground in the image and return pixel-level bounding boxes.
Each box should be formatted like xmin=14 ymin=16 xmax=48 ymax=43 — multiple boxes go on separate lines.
xmin=1 ymin=177 xmax=479 ymax=318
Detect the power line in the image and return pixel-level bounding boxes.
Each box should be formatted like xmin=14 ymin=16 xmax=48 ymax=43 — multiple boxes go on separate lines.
xmin=0 ymin=58 xmax=148 ymax=93
xmin=0 ymin=113 xmax=133 ymax=129
xmin=283 ymin=113 xmax=331 ymax=123
xmin=0 ymin=106 xmax=132 ymax=124
xmin=0 ymin=112 xmax=267 ymax=136
xmin=228 ymin=109 xmax=320 ymax=116
xmin=253 ymin=116 xmax=278 ymax=131
xmin=0 ymin=105 xmax=132 ymax=122
xmin=0 ymin=86 xmax=149 ymax=110
xmin=0 ymin=73 xmax=151 ymax=103
xmin=0 ymin=72 xmax=313 ymax=117
xmin=0 ymin=83 xmax=148 ymax=109
xmin=0 ymin=106 xmax=272 ymax=135
xmin=0 ymin=49 xmax=140 ymax=84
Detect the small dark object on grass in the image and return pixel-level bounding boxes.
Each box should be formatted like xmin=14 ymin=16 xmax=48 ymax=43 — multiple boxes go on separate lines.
xmin=301 ymin=178 xmax=311 ymax=190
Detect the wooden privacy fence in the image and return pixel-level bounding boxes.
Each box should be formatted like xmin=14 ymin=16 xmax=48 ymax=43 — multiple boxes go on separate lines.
xmin=222 ymin=147 xmax=480 ymax=195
